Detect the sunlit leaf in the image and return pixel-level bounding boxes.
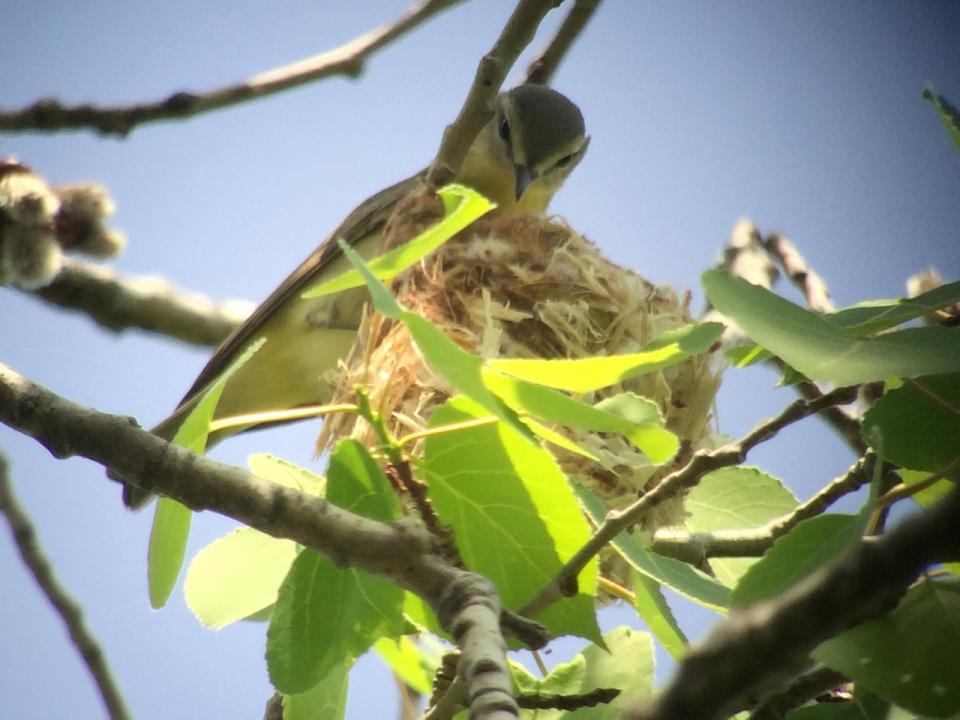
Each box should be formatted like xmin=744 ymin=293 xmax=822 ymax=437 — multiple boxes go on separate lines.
xmin=487 ymin=322 xmax=723 ymax=394
xmin=422 ymin=397 xmax=601 ymax=642
xmin=147 ymin=338 xmax=266 ymax=609
xmin=304 ymin=184 xmax=495 ymax=297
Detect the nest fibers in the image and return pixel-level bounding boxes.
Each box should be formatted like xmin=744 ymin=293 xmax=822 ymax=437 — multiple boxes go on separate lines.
xmin=318 ymin=192 xmax=721 ymax=535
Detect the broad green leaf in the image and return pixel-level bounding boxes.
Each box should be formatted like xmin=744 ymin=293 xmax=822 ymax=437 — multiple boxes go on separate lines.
xmin=374 ymin=636 xmax=435 ymax=695
xmin=575 ymin=483 xmax=730 ymax=610
xmin=147 ymin=338 xmax=266 ymax=608
xmin=338 ymin=239 xmax=530 ymax=438
xmin=266 ymin=440 xmax=404 ymax=693
xmin=703 ymin=270 xmax=960 ymax=385
xmin=523 ymin=418 xmax=608 ymax=467
xmin=185 ymin=527 xmax=299 ymax=629
xmin=786 ymin=692 xmax=891 ymax=720
xmin=923 ymin=87 xmax=960 ymax=150
xmin=732 ymin=514 xmax=861 ymax=607
xmin=422 ymin=397 xmax=601 ymax=642
xmin=862 ymin=374 xmax=960 ymax=476
xmin=631 ymin=570 xmax=688 ymax=659
xmin=684 ymin=466 xmax=798 ymax=586
xmin=482 ymin=372 xmax=678 ymax=463
xmin=487 ymin=322 xmax=724 ymax=393
xmin=303 ymin=184 xmax=495 ymax=298
xmin=828 ymin=281 xmax=960 ymax=336
xmin=516 ymin=627 xmax=654 ymax=719
xmin=282 ymin=663 xmax=349 ymax=720
xmin=814 ymin=579 xmax=960 ymax=717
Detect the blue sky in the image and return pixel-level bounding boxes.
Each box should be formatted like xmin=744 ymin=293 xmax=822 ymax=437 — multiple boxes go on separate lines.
xmin=2 ymin=2 xmax=959 ymax=718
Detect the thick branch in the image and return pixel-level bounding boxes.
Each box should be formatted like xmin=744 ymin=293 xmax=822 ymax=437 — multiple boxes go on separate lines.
xmin=425 ymin=0 xmax=563 ymax=187
xmin=522 ymin=0 xmax=603 ymax=85
xmin=20 ymin=257 xmax=250 ymax=346
xmin=0 ymin=363 xmax=519 ymax=720
xmin=0 ymin=454 xmax=131 ymax=720
xmin=0 ymin=0 xmax=464 ymax=137
xmin=627 ymin=485 xmax=960 ymax=720
xmin=521 ymin=385 xmax=860 ymax=618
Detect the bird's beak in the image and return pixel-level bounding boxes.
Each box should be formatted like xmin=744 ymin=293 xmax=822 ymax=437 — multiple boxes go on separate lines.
xmin=514 ymin=164 xmax=535 ymax=200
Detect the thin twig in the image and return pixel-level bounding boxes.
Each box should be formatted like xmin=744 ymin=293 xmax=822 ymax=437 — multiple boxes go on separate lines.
xmin=23 ymin=257 xmax=250 ymax=347
xmin=518 ymin=686 xmax=620 ymax=710
xmin=874 ymin=454 xmax=960 ymax=510
xmin=770 ymin=357 xmax=867 ymax=455
xmin=520 ymin=385 xmax=860 ymax=618
xmin=0 ymin=0 xmax=465 ymax=137
xmin=425 ymin=0 xmax=564 ymax=187
xmin=0 ymin=455 xmax=131 ymax=720
xmin=626 ymin=484 xmax=960 ymax=720
xmin=651 ymin=451 xmax=875 ymax=562
xmin=522 ymin=0 xmax=603 ymax=85
xmin=764 ymin=233 xmax=836 ymax=314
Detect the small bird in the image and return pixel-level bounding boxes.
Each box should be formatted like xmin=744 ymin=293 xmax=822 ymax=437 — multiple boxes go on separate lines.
xmin=123 ymin=84 xmax=589 ymax=508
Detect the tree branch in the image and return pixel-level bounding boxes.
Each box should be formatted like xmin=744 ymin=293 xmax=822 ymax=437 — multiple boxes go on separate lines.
xmin=520 ymin=385 xmax=860 ymax=618
xmin=764 ymin=233 xmax=836 ymax=314
xmin=0 ymin=0 xmax=465 ymax=137
xmin=522 ymin=0 xmax=603 ymax=85
xmin=0 ymin=454 xmax=131 ymax=720
xmin=425 ymin=0 xmax=564 ymax=188
xmin=626 ymin=484 xmax=960 ymax=720
xmin=18 ymin=257 xmax=250 ymax=346
xmin=0 ymin=362 xmax=523 ymax=720
xmin=651 ymin=451 xmax=875 ymax=562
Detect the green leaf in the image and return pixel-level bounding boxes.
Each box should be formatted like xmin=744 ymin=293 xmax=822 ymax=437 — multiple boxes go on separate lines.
xmin=487 ymin=322 xmax=724 ymax=394
xmin=147 ymin=338 xmax=266 ymax=608
xmin=814 ymin=579 xmax=960 ymax=717
xmin=184 ymin=527 xmax=299 ymax=629
xmin=482 ymin=372 xmax=678 ymax=464
xmin=631 ymin=570 xmax=688 ymax=659
xmin=703 ymin=270 xmax=960 ymax=385
xmin=422 ymin=397 xmax=601 ymax=642
xmin=684 ymin=466 xmax=798 ymax=586
xmin=923 ymin=87 xmax=960 ymax=150
xmin=266 ymin=440 xmax=405 ymax=694
xmin=516 ymin=627 xmax=654 ymax=719
xmin=732 ymin=514 xmax=861 ymax=607
xmin=862 ymin=374 xmax=960 ymax=476
xmin=828 ymin=281 xmax=960 ymax=336
xmin=303 ymin=184 xmax=495 ymax=298
xmin=282 ymin=663 xmax=349 ymax=720
xmin=147 ymin=498 xmax=193 ymax=609
xmin=575 ymin=483 xmax=730 ymax=610
xmin=373 ymin=636 xmax=436 ymax=695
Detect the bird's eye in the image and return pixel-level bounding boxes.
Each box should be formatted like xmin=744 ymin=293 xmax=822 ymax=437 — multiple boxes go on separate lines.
xmin=498 ymin=117 xmax=511 ymax=142
xmin=555 ymin=154 xmax=574 ymax=168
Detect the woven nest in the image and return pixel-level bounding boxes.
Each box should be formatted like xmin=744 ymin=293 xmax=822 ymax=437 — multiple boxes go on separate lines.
xmin=318 ymin=192 xmax=721 ymax=539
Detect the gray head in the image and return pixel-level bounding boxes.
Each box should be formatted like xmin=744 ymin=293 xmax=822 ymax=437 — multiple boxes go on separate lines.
xmin=498 ymin=85 xmax=589 ymax=200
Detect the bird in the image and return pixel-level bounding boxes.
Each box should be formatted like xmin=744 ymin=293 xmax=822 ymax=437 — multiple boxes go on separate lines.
xmin=122 ymin=84 xmax=589 ymax=509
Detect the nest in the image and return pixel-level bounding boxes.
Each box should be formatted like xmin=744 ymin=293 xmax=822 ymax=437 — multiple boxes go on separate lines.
xmin=318 ymin=192 xmax=721 ymax=539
